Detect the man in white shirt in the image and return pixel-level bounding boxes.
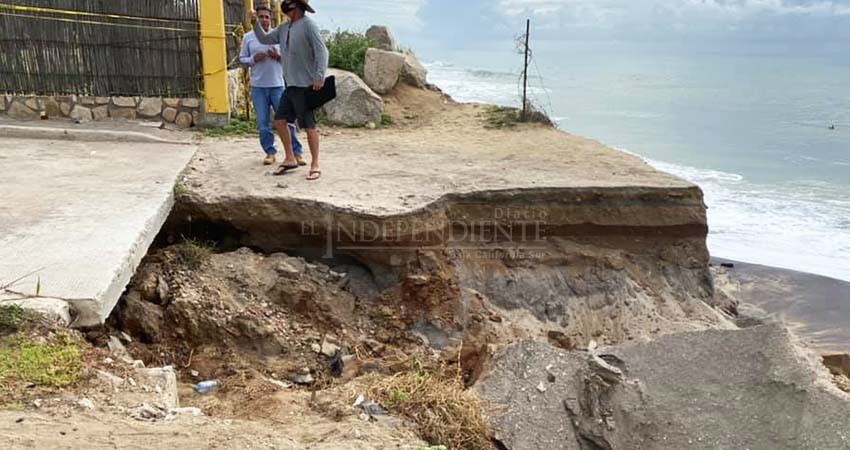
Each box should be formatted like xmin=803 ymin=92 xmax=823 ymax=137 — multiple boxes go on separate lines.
xmin=239 ymin=5 xmax=304 ymax=166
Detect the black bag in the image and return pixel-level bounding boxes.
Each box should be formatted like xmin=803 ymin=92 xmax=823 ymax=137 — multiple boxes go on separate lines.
xmin=305 ymin=76 xmax=336 ymax=110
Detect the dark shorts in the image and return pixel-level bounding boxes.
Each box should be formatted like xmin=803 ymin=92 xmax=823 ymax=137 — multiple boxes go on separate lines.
xmin=274 ymin=86 xmax=316 ymax=129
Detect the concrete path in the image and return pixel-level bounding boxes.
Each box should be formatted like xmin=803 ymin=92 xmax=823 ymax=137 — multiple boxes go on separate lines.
xmin=0 ymin=124 xmax=196 ymax=326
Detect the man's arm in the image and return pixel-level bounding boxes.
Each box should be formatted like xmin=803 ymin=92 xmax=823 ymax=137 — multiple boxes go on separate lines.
xmin=253 ymin=20 xmax=281 ymax=45
xmin=239 ymin=34 xmax=254 ymax=67
xmin=305 ymin=19 xmax=329 ymax=84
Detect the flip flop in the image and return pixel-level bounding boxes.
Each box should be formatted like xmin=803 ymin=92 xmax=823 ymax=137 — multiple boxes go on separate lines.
xmin=306 ymin=170 xmax=322 ymax=181
xmin=273 ymin=164 xmax=299 ymax=176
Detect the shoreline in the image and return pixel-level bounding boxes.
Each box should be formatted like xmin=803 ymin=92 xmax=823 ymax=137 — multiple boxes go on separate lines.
xmin=711 ymin=257 xmax=850 ymax=355
xmin=427 ymin=62 xmax=850 ymax=284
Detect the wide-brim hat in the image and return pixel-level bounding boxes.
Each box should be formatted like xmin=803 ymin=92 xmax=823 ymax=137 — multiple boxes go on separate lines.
xmin=283 ymin=0 xmax=315 ymax=13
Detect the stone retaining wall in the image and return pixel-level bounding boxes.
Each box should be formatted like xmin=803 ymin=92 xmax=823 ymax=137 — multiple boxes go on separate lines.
xmin=0 ymin=95 xmax=202 ymax=128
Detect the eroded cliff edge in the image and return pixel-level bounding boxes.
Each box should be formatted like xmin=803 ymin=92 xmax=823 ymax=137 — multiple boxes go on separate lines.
xmin=171 ymin=88 xmax=734 ymax=348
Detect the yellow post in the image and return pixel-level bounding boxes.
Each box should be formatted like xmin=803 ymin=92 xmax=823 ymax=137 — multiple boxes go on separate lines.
xmin=199 ymin=0 xmax=230 ymax=124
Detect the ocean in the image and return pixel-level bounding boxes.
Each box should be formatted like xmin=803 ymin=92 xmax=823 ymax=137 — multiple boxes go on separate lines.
xmin=422 ymin=42 xmax=850 ymax=282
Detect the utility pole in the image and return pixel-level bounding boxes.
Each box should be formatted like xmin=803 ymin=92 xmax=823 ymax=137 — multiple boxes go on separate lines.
xmin=522 ymin=18 xmax=530 ymax=120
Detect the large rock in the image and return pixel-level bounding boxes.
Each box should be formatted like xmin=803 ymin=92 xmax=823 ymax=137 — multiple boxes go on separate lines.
xmin=137 ymin=98 xmax=163 ymax=118
xmin=322 ymin=68 xmax=382 ymax=127
xmin=401 ymin=53 xmax=428 ymax=88
xmin=117 ymin=291 xmax=164 ymax=343
xmin=364 ymin=48 xmax=405 ymax=94
xmin=70 ymin=105 xmax=93 ymax=122
xmin=7 ymin=100 xmax=38 ymax=120
xmin=477 ymin=324 xmax=850 ymax=450
xmin=365 ymin=25 xmax=396 ymax=51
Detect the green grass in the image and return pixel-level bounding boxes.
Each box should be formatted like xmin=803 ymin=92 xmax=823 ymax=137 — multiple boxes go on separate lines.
xmin=173 ymin=237 xmax=215 ymax=269
xmin=0 ymin=333 xmax=82 ymax=388
xmin=0 ymin=305 xmax=26 ymax=334
xmin=173 ymin=181 xmax=188 ymax=197
xmin=202 ymin=117 xmax=258 ymax=137
xmin=326 ymin=30 xmax=377 ymax=78
xmin=381 ymin=112 xmax=394 ymax=127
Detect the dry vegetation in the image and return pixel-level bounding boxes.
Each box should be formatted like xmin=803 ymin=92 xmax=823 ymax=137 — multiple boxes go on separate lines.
xmin=364 ymin=361 xmax=494 ymax=450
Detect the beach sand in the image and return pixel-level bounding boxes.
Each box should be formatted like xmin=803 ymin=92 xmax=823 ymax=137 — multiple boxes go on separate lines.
xmin=712 ymin=258 xmax=850 ymax=355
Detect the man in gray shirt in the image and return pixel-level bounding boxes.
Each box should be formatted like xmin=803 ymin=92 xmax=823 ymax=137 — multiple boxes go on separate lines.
xmin=253 ymin=0 xmax=329 ymax=180
xmin=239 ymin=5 xmax=303 ymax=166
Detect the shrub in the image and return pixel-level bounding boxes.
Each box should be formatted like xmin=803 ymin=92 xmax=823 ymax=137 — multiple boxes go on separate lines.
xmin=326 ymin=30 xmax=376 ymax=78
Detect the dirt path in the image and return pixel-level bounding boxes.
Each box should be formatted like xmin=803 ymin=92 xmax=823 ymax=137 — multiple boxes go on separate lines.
xmin=0 ymin=406 xmax=424 ymax=450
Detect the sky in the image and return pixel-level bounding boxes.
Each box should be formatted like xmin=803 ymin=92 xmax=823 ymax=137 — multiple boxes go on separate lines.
xmin=310 ymin=0 xmax=850 ymax=61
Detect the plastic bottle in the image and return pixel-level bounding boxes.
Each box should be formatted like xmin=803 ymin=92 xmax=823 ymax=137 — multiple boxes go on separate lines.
xmin=194 ymin=380 xmax=220 ymax=394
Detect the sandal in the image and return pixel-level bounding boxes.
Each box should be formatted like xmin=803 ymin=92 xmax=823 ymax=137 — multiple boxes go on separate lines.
xmin=273 ymin=163 xmax=299 ymax=176
xmin=306 ymin=170 xmax=322 ymax=181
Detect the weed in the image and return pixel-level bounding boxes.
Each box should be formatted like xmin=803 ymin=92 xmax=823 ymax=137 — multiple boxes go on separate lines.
xmin=326 ymin=30 xmax=377 ymax=78
xmin=173 ymin=181 xmax=188 ymax=197
xmin=0 ymin=333 xmax=82 ymax=388
xmin=365 ymin=363 xmax=493 ymax=450
xmin=381 ymin=112 xmax=394 ymax=127
xmin=172 ymin=237 xmax=215 ymax=269
xmin=202 ymin=117 xmax=258 ymax=138
xmin=0 ymin=305 xmax=26 ymax=334
xmin=481 ymin=104 xmax=553 ymax=129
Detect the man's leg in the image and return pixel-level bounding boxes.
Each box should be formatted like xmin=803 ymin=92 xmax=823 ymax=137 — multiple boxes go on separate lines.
xmin=273 ymin=89 xmax=298 ymax=167
xmin=301 ymin=108 xmax=320 ymax=180
xmin=289 ymin=123 xmax=304 ymax=158
xmin=306 ymin=127 xmax=320 ymax=172
xmin=251 ymin=87 xmax=275 ymax=159
xmin=281 ymin=88 xmax=304 ymax=158
xmin=274 ymin=119 xmax=297 ymax=165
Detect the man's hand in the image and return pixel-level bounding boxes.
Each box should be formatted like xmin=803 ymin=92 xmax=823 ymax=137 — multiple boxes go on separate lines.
xmin=267 ymin=47 xmax=281 ymax=61
xmin=253 ymin=52 xmax=267 ymax=63
xmin=312 ymin=78 xmax=325 ymax=91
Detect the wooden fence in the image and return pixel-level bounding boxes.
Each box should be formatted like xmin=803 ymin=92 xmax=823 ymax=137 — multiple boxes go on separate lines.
xmin=0 ymin=0 xmax=250 ymax=97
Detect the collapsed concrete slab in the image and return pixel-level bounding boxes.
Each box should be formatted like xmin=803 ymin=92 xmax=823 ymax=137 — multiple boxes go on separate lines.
xmin=476 ymin=324 xmax=850 ymax=450
xmin=0 ymin=131 xmax=195 ymax=327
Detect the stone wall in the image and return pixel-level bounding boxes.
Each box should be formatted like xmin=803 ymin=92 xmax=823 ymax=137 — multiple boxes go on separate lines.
xmin=0 ymin=95 xmax=202 ymax=128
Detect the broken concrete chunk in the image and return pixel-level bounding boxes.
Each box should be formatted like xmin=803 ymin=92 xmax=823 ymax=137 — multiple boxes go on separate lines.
xmin=107 ymin=335 xmax=133 ymax=363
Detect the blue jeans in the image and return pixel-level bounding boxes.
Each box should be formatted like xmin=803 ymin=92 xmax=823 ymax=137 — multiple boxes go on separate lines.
xmin=251 ymin=86 xmax=302 ymax=156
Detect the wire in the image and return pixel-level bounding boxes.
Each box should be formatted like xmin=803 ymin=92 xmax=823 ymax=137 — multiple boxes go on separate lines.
xmin=0 ymin=3 xmax=199 ymax=24
xmin=0 ymin=11 xmax=198 ymax=33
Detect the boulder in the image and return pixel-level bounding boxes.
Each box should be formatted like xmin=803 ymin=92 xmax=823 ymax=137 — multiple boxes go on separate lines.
xmin=42 ymin=97 xmax=63 ymax=118
xmin=365 ymin=25 xmax=396 ymax=51
xmin=7 ymin=100 xmax=38 ymax=120
xmin=24 ymin=97 xmax=39 ymax=110
xmin=162 ymin=107 xmax=178 ymax=123
xmin=322 ymin=68 xmax=382 ymax=127
xmin=476 ymin=324 xmax=850 ymax=450
xmin=70 ymin=105 xmax=93 ymax=122
xmin=118 ymin=291 xmax=163 ymax=343
xmin=364 ymin=48 xmax=405 ymax=94
xmin=181 ymin=98 xmax=200 ymax=108
xmin=110 ymin=108 xmax=136 ymax=120
xmin=59 ymin=101 xmax=73 ymax=116
xmin=175 ymin=111 xmax=193 ymax=128
xmin=137 ymin=97 xmax=162 ymax=117
xmin=112 ymin=97 xmax=137 ymax=108
xmin=92 ymin=105 xmax=109 ymax=121
xmin=401 ymin=53 xmax=428 ymax=88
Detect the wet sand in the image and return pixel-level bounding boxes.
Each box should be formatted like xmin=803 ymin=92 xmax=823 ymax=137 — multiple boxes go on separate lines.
xmin=712 ymin=258 xmax=850 ymax=354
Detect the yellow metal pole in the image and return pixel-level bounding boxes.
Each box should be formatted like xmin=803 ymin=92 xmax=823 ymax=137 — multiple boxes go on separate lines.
xmin=199 ymin=0 xmax=230 ymax=122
